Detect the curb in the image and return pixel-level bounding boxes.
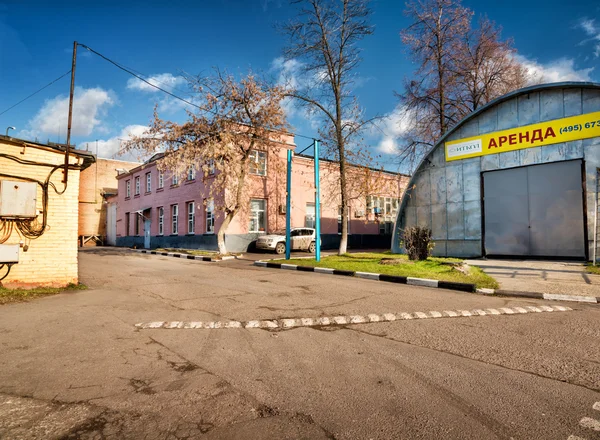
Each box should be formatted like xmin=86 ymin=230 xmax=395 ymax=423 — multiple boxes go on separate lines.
xmin=134 ymin=304 xmax=573 ymax=330
xmin=131 ymin=249 xmax=237 ymax=262
xmin=254 ymin=260 xmax=599 ymax=304
xmin=254 ymin=260 xmax=476 ymax=293
xmin=475 ymin=288 xmax=599 ymax=304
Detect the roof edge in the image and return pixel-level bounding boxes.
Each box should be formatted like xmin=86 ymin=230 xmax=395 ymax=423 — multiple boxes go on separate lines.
xmin=433 ymin=81 xmax=600 ymax=156
xmin=392 ymin=81 xmax=600 ymax=252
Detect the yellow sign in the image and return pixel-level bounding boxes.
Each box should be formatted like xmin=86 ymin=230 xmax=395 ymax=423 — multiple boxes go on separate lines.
xmin=445 ymin=111 xmax=600 ymax=162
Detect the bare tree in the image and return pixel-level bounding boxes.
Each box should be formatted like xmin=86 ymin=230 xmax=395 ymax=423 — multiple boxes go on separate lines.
xmin=397 ymin=0 xmax=529 ymax=170
xmin=123 ymin=71 xmax=289 ymax=254
xmin=280 ymin=0 xmax=374 ymax=255
xmin=398 ymin=0 xmax=471 ymax=154
xmin=452 ymin=17 xmax=529 ymax=114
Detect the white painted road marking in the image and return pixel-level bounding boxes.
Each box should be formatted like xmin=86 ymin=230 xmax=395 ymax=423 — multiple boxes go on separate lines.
xmin=134 ymin=305 xmax=572 ymax=330
xmin=579 ymin=417 xmax=600 ymax=431
xmin=567 ymin=401 xmax=600 ymax=439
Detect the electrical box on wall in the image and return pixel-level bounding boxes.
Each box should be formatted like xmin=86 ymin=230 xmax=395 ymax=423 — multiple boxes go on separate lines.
xmin=0 ymin=244 xmax=19 ymax=263
xmin=0 ymin=180 xmax=37 ymax=218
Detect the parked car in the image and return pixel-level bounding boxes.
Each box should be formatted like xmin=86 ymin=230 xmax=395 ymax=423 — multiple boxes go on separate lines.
xmin=256 ymin=228 xmax=318 ymax=254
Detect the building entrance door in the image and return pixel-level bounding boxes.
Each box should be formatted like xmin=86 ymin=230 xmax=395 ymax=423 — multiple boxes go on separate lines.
xmin=483 ymin=160 xmax=586 ymax=259
xmin=106 ymin=203 xmax=117 ymax=246
xmin=144 ymin=218 xmax=151 ymax=249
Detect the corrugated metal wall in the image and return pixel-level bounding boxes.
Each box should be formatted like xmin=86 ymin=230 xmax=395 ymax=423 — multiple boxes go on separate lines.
xmin=392 ymin=85 xmax=600 ymax=259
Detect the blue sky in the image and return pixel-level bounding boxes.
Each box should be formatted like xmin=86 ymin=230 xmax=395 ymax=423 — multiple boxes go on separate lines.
xmin=0 ymin=0 xmax=599 ymax=168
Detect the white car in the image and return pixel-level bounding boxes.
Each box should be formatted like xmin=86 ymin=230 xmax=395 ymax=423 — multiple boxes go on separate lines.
xmin=256 ymin=228 xmax=318 ymax=254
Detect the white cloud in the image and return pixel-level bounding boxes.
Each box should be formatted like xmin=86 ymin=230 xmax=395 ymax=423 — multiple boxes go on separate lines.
xmin=126 ymin=73 xmax=186 ymax=93
xmin=80 ymin=125 xmax=151 ymax=160
xmin=515 ymin=55 xmax=594 ymax=83
xmin=126 ymin=72 xmax=193 ymax=115
xmin=374 ymin=105 xmax=414 ymax=154
xmin=19 ymin=87 xmax=114 ymax=141
xmin=271 ymin=57 xmax=304 ymax=89
xmin=577 ymin=17 xmax=600 ymax=57
xmin=270 ymin=57 xmax=325 ymax=130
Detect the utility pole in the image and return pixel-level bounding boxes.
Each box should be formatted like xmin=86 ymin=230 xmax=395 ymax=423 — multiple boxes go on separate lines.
xmin=63 ymin=40 xmax=77 ymax=184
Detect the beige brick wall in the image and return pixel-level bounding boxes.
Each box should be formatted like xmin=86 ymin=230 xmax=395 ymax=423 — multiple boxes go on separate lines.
xmin=79 ymin=158 xmax=140 ymax=237
xmin=0 ymin=140 xmax=82 ymax=288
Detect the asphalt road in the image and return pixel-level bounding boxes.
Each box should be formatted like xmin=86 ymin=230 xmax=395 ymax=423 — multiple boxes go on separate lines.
xmin=0 ymin=248 xmax=599 ymax=439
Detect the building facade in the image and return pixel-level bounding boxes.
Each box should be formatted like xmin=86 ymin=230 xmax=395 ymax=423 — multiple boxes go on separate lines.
xmin=114 ymin=140 xmax=409 ymax=252
xmin=0 ymin=136 xmax=94 ymax=288
xmin=392 ymin=82 xmax=600 ymax=260
xmin=78 ymin=158 xmax=140 ymax=246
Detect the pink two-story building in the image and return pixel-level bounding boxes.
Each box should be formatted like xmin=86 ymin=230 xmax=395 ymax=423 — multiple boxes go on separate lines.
xmin=112 ymin=138 xmax=409 ymax=252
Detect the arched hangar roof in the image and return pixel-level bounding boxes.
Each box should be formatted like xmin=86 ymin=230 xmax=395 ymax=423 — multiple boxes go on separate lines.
xmin=392 ymin=81 xmax=600 ymax=250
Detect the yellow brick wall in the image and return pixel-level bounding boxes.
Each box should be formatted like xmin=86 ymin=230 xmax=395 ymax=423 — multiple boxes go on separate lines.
xmin=0 ymin=140 xmax=82 ymax=288
xmin=79 ymin=158 xmax=139 ymax=237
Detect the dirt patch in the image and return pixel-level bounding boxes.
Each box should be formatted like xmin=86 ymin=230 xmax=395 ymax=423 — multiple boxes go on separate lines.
xmin=167 ymin=360 xmax=199 ymax=373
xmin=255 ymin=404 xmax=280 ymax=418
xmin=129 ymin=378 xmax=156 ymax=395
xmin=379 ymin=258 xmax=413 ymax=266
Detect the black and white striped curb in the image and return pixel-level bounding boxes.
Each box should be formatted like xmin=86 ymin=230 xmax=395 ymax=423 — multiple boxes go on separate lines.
xmin=254 ymin=261 xmax=599 ymax=304
xmin=253 ymin=260 xmax=476 ymax=292
xmin=134 ymin=305 xmax=572 ymax=330
xmin=130 ymin=249 xmax=236 ymax=262
xmin=475 ymin=287 xmax=599 ymax=304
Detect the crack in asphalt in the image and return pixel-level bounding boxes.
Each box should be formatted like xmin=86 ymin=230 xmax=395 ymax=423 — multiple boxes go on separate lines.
xmin=344 ymin=326 xmax=600 ymax=394
xmin=146 ymin=335 xmax=337 ymax=439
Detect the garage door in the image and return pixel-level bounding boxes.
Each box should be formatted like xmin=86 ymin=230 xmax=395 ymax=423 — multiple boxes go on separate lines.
xmin=483 ymin=160 xmax=586 ymax=258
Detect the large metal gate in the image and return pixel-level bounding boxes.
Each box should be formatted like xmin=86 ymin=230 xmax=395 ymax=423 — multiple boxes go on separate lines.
xmin=483 ymin=160 xmax=586 ymax=258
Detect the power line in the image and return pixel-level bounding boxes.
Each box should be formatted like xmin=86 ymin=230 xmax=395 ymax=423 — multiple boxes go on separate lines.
xmin=0 ymin=70 xmax=72 ymax=118
xmin=79 ymin=44 xmax=201 ymax=111
xmin=115 ymin=62 xmax=191 ymax=96
xmin=78 ymin=43 xmax=318 ymax=142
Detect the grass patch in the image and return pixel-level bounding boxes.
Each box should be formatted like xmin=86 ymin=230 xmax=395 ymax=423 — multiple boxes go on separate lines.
xmin=585 ymin=263 xmax=600 ymax=275
xmin=0 ymin=283 xmax=87 ymax=305
xmin=275 ymin=252 xmax=499 ymax=289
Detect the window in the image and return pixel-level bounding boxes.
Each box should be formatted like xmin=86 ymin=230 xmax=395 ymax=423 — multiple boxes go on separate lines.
xmin=126 ymin=180 xmax=131 ymax=198
xmin=379 ymin=221 xmax=393 ymax=235
xmin=171 ymin=204 xmax=178 ymax=235
xmin=187 ymin=202 xmax=195 ymax=234
xmin=207 ymin=159 xmax=215 ymax=175
xmin=134 ymin=213 xmax=140 ymax=236
xmin=205 ymin=199 xmax=214 ymax=233
xmin=125 ymin=212 xmax=130 ymax=236
xmin=373 ymin=196 xmax=383 ymax=215
xmin=172 ymin=173 xmax=179 ymax=186
xmin=305 ymin=203 xmax=316 ymax=228
xmin=338 ymin=206 xmax=350 ymax=235
xmin=146 ymin=172 xmax=151 ymax=193
xmin=249 ymin=150 xmax=267 ymax=176
xmin=135 ymin=176 xmax=140 ymax=195
xmin=249 ymin=199 xmax=266 ymax=232
xmin=368 ymin=195 xmax=400 ymax=235
xmin=158 ymin=172 xmax=164 ymax=189
xmin=187 ymin=166 xmax=196 ymax=181
xmin=158 ymin=207 xmax=164 ymax=235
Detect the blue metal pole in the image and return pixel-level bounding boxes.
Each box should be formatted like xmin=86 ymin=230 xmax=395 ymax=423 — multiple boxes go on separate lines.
xmin=314 ymin=140 xmax=321 ymax=262
xmin=285 ymin=149 xmax=292 ymax=260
